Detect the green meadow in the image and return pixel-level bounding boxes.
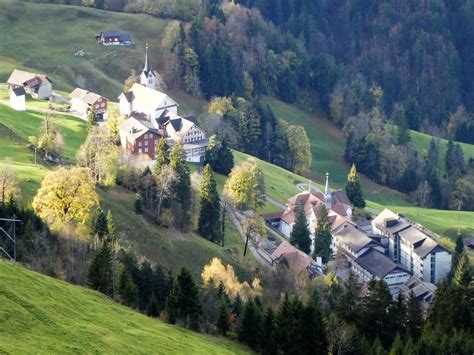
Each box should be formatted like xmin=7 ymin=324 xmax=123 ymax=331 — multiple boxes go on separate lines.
xmin=0 ymin=261 xmax=250 ymax=354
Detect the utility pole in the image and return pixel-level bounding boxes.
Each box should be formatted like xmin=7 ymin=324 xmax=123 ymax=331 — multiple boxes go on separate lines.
xmin=0 ymin=216 xmax=21 ymax=261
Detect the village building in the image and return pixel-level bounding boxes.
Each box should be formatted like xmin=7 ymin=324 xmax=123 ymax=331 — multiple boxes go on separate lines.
xmin=95 ymin=30 xmax=133 ymax=46
xmin=271 ymin=240 xmax=323 ymax=278
xmin=7 ymin=69 xmax=52 ymax=100
xmin=372 ymin=209 xmax=452 ymax=284
xmin=119 ymin=112 xmax=162 ymax=160
xmin=9 ymin=87 xmax=26 ymax=111
xmin=118 ymin=50 xmax=208 ymax=163
xmin=332 ymin=223 xmax=385 ymax=259
xmin=352 ymin=248 xmax=411 ymax=296
xmin=399 ymin=276 xmax=437 ymax=315
xmin=70 ymin=88 xmax=107 ymax=119
xmin=278 ymin=174 xmax=353 ymax=250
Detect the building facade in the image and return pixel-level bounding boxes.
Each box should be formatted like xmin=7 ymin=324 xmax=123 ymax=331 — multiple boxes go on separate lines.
xmin=70 ymin=88 xmax=107 ymax=118
xmin=7 ymin=69 xmax=52 ymax=100
xmin=9 ymin=87 xmax=26 ymax=111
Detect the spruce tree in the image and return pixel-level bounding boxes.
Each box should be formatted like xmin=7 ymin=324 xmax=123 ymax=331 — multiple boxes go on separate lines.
xmin=289 ymin=204 xmax=311 ymax=253
xmin=216 ymin=298 xmax=230 ymax=336
xmin=238 ymin=299 xmax=262 ymax=349
xmin=166 ymin=267 xmax=201 ymax=330
xmin=169 ymin=142 xmax=192 ymax=230
xmin=198 ymin=164 xmax=221 ymax=243
xmin=233 ymin=293 xmax=243 ymax=317
xmin=147 ymin=293 xmax=160 ymax=318
xmin=216 ymin=137 xmax=234 ymax=175
xmin=134 ymin=193 xmax=144 ymax=214
xmin=90 ymin=207 xmax=108 ymax=240
xmin=118 ymin=267 xmax=138 ymax=307
xmin=205 ymin=135 xmax=219 ymax=169
xmin=390 ymin=333 xmax=404 ymax=355
xmin=406 ymin=291 xmax=423 ymax=340
xmin=260 ymin=307 xmax=277 ymax=355
xmin=301 ymin=301 xmax=328 ymax=354
xmin=87 ymin=241 xmax=114 ymax=296
xmin=153 ymin=139 xmax=169 ymax=175
xmin=345 ymin=164 xmax=365 ymax=208
xmin=313 ymin=205 xmax=333 ymax=263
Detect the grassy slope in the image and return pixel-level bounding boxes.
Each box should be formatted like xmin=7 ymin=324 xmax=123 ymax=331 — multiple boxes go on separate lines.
xmin=0 ymin=2 xmax=171 ymax=99
xmin=0 ymin=261 xmax=249 ymax=354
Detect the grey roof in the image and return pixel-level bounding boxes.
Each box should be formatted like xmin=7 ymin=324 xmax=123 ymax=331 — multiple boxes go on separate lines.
xmin=355 ymin=248 xmax=408 ymax=278
xmin=335 ymin=223 xmax=377 ymax=253
xmin=12 ymin=87 xmax=26 ymax=96
xmin=399 ymin=226 xmax=428 ymax=246
xmin=399 ymin=276 xmax=437 ymax=311
xmin=331 ymin=189 xmax=352 ymax=207
xmin=102 ymin=30 xmax=132 ymax=42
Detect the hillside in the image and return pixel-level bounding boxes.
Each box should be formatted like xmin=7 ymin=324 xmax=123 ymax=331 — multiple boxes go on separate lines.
xmin=0 ymin=2 xmax=172 ymax=99
xmin=0 ymin=261 xmax=249 ymax=354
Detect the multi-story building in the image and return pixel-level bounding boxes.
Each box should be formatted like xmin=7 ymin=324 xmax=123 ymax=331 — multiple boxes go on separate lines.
xmin=372 ymin=209 xmax=452 ymax=284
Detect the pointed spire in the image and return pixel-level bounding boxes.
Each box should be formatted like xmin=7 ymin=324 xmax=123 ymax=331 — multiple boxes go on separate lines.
xmin=324 ymin=172 xmax=330 ymax=196
xmin=144 ymin=43 xmax=151 ymax=74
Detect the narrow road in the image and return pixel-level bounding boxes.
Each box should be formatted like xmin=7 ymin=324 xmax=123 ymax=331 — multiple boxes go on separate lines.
xmin=0 ymin=99 xmax=83 ymax=120
xmin=265 ymin=195 xmax=286 ymax=210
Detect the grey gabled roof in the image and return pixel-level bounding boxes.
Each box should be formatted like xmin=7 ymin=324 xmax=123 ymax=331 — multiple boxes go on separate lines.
xmin=335 ymin=223 xmax=377 ymax=253
xmin=355 ymin=248 xmax=408 ymax=278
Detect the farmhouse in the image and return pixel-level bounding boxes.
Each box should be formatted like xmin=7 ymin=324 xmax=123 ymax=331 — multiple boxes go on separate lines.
xmin=278 ymin=174 xmax=353 ymax=250
xmin=9 ymin=87 xmax=26 ymax=111
xmin=372 ymin=209 xmax=452 ymax=283
xmin=70 ymin=88 xmax=107 ymax=119
xmin=95 ymin=30 xmax=133 ymax=46
xmin=119 ymin=112 xmax=162 ymax=160
xmin=7 ymin=69 xmax=52 ymax=100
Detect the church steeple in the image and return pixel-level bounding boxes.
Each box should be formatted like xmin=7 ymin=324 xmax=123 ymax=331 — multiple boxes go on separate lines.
xmin=140 ymin=43 xmax=156 ymax=89
xmin=324 ymin=172 xmax=332 ymax=209
xmin=143 ymin=43 xmax=151 ymax=74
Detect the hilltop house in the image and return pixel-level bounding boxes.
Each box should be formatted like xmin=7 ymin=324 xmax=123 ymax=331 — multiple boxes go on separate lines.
xmin=119 ymin=112 xmax=162 ymax=160
xmin=372 ymin=209 xmax=452 ymax=283
xmin=7 ymin=69 xmax=52 ymax=100
xmin=9 ymin=87 xmax=26 ymax=111
xmin=118 ymin=50 xmax=207 ymax=162
xmin=277 ymin=174 xmax=353 ymax=251
xmin=70 ymin=88 xmax=107 ymax=119
xmin=95 ymin=30 xmax=133 ymax=46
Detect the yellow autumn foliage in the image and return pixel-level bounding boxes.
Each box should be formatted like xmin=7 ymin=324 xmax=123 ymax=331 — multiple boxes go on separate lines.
xmin=201 ymin=258 xmax=262 ymax=301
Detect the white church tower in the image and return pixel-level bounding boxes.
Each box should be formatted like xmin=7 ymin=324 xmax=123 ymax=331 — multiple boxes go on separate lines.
xmin=140 ymin=44 xmax=156 ymax=90
xmin=324 ymin=172 xmax=332 ymax=209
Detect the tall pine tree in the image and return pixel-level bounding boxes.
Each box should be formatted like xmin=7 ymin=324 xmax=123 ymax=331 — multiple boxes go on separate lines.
xmin=289 ymin=204 xmax=311 ymax=254
xmin=153 ymin=139 xmax=169 ymax=175
xmin=345 ymin=164 xmax=365 ymax=208
xmin=169 ymin=142 xmax=192 ymax=230
xmin=198 ymin=164 xmax=221 ymax=243
xmin=87 ymin=241 xmax=114 ymax=296
xmin=313 ymin=205 xmax=332 ymax=263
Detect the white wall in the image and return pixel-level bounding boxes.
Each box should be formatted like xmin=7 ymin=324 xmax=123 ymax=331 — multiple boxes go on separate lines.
xmin=119 ymin=96 xmax=132 ymax=116
xmin=37 ymin=82 xmax=52 ymax=100
xmin=9 ymin=92 xmax=25 ymax=111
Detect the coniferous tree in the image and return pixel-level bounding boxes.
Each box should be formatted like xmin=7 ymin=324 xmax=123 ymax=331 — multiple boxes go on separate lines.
xmin=147 ymin=292 xmax=160 ymax=318
xmin=205 ymin=135 xmax=219 ymax=169
xmin=390 ymin=333 xmax=404 ymax=355
xmin=216 ymin=137 xmax=234 ymax=175
xmin=216 ymin=298 xmax=230 ymax=336
xmin=118 ymin=267 xmax=138 ymax=307
xmin=335 ymin=271 xmax=360 ymax=324
xmin=313 ymin=205 xmax=332 ymax=263
xmin=238 ymin=299 xmax=261 ymax=349
xmin=166 ymin=267 xmax=201 ymax=330
xmin=87 ymin=241 xmax=114 ymax=296
xmin=301 ymin=301 xmax=328 ymax=353
xmin=289 ymin=204 xmax=311 ymax=253
xmin=406 ymin=291 xmax=423 ymax=340
xmin=90 ymin=207 xmax=108 ymax=240
xmin=169 ymin=142 xmax=192 ymax=230
xmin=260 ymin=307 xmax=277 ymax=354
xmin=345 ymin=164 xmax=366 ymax=208
xmin=134 ymin=193 xmax=144 ymax=214
xmin=153 ymin=139 xmax=169 ymax=175
xmin=233 ymin=293 xmax=243 ymax=317
xmin=198 ymin=164 xmax=221 ymax=243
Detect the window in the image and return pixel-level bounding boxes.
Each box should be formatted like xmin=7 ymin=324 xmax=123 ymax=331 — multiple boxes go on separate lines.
xmin=138 ymin=141 xmax=142 ymax=147
xmin=145 ymin=140 xmax=148 ymax=146
xmin=144 ymin=147 xmax=148 ymax=153
xmin=138 ymin=148 xmax=142 ymax=153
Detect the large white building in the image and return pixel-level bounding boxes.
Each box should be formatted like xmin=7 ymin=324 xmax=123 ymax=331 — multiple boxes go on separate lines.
xmin=372 ymin=209 xmax=452 ymax=284
xmin=118 ymin=50 xmax=207 ymax=163
xmin=7 ymin=69 xmax=52 ymax=100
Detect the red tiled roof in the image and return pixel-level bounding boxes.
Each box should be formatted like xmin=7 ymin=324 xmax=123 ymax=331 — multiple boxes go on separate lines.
xmin=271 ymin=240 xmax=315 ymax=273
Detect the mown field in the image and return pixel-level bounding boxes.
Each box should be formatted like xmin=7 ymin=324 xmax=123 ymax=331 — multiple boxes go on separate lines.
xmin=0 ymin=2 xmax=172 ymax=99
xmin=0 ymin=261 xmax=250 ymax=354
